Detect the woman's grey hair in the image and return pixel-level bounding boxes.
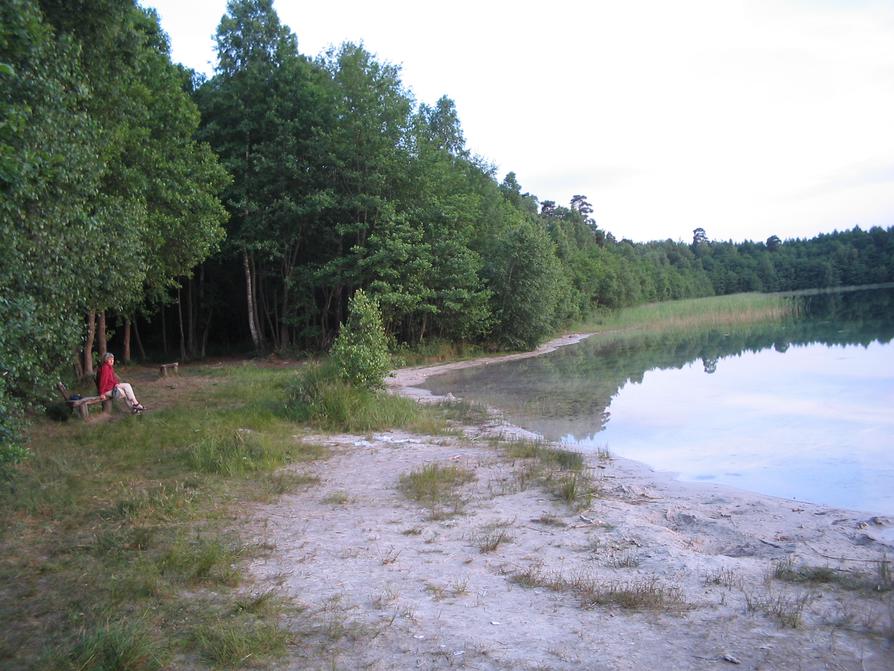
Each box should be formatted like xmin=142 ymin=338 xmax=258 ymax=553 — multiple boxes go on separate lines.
xmin=103 ymin=352 xmax=115 ymax=362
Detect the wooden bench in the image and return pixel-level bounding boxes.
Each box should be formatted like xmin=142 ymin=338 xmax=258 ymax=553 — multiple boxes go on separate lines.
xmin=57 ymin=382 xmax=111 ymax=420
xmin=159 ymin=362 xmax=179 ymax=377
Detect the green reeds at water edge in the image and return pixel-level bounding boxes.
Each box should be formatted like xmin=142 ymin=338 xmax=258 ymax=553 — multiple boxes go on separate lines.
xmin=577 ymin=292 xmax=798 ymax=335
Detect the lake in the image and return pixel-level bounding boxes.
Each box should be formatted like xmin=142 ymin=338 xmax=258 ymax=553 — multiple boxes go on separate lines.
xmin=427 ymin=287 xmax=894 ymax=515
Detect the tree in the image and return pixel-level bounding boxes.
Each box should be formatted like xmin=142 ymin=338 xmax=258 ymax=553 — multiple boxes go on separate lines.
xmin=329 ymin=289 xmax=390 ymax=390
xmin=486 ymin=218 xmax=563 ymax=350
xmin=1 ymin=0 xmax=104 ymax=465
xmin=692 ymin=227 xmax=709 ymax=247
xmin=39 ymin=1 xmax=229 ymax=360
xmin=198 ymin=0 xmax=322 ymax=351
xmin=570 ymin=194 xmax=593 ymax=217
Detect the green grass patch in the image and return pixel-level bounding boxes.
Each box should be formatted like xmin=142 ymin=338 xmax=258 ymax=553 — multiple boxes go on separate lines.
xmin=503 ymin=439 xmax=584 ymax=470
xmin=576 ymin=292 xmax=797 ymax=335
xmin=192 ymin=617 xmax=290 ymax=667
xmin=498 ymin=438 xmax=598 ymax=509
xmin=62 ymin=618 xmax=165 ymax=671
xmin=0 ymin=362 xmax=325 ymax=670
xmin=398 ymin=463 xmax=475 ymax=519
xmin=285 ymin=363 xmax=447 ymax=434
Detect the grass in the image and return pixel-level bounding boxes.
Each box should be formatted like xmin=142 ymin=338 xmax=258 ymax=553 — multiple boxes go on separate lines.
xmin=0 ymin=363 xmax=325 ymax=670
xmin=511 ymin=563 xmax=687 ymax=613
xmin=503 ymin=438 xmax=585 ymax=470
xmin=773 ymin=556 xmax=893 ymax=594
xmin=498 ymin=438 xmax=598 ymax=509
xmin=398 ymin=462 xmax=475 ymax=519
xmin=475 ymin=519 xmax=514 ymax=553
xmin=192 ymin=618 xmax=290 ymax=666
xmin=3 ymin=354 xmax=478 ymax=669
xmin=389 ymin=338 xmax=495 ymax=368
xmin=64 ymin=619 xmax=164 ymax=671
xmin=575 ymin=292 xmax=797 ymax=335
xmin=743 ymin=588 xmax=815 ymax=629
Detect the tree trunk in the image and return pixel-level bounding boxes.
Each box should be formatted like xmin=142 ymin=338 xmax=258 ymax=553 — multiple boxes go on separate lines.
xmin=186 ymin=275 xmax=196 ymax=358
xmin=97 ymin=311 xmax=107 ymax=358
xmin=280 ymin=270 xmax=290 ymax=351
xmin=177 ymin=286 xmax=187 ymax=361
xmin=259 ymin=278 xmax=278 ymax=350
xmin=73 ymin=347 xmax=84 ymax=380
xmin=133 ymin=317 xmax=147 ymax=360
xmin=251 ymin=253 xmax=265 ymax=348
xmin=83 ymin=310 xmax=96 ymax=377
xmin=161 ymin=303 xmax=168 ymax=355
xmin=243 ymin=250 xmax=263 ymax=351
xmin=201 ymin=306 xmax=213 ymax=359
xmin=123 ymin=319 xmax=132 ymax=363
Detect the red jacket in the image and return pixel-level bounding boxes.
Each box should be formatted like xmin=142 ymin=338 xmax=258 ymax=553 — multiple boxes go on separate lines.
xmin=96 ymin=362 xmax=119 ymax=396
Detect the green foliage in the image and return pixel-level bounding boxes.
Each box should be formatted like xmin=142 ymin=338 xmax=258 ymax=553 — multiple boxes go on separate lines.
xmin=1 ymin=0 xmax=227 ymax=458
xmin=285 ymin=363 xmax=425 ymax=433
xmin=329 ymin=289 xmax=390 ymax=390
xmin=0 ymin=0 xmax=102 ymax=465
xmin=487 ymin=219 xmax=564 ymax=350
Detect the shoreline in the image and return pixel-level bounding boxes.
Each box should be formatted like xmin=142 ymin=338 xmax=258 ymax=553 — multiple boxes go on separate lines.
xmin=250 ymin=332 xmax=894 ymax=670
xmin=389 ymin=331 xmax=894 ymax=527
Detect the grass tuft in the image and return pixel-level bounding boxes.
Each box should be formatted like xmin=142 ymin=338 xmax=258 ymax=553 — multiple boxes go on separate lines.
xmin=160 ymin=534 xmax=241 ymax=586
xmin=475 ymin=520 xmax=514 ymax=553
xmin=503 ymin=439 xmax=584 ymax=470
xmin=65 ymin=619 xmax=164 ymax=671
xmin=744 ymin=588 xmax=815 ymax=628
xmin=512 ymin=563 xmax=687 ymax=612
xmin=192 ymin=617 xmax=290 ymax=666
xmin=773 ymin=555 xmax=893 ymax=594
xmin=398 ymin=463 xmax=475 ymax=518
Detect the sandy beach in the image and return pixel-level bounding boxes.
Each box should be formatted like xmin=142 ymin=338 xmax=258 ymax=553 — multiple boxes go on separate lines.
xmin=248 ymin=334 xmax=894 ymax=670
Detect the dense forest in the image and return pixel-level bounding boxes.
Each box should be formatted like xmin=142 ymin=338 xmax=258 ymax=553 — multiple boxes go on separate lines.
xmin=2 ymin=0 xmax=893 ymax=458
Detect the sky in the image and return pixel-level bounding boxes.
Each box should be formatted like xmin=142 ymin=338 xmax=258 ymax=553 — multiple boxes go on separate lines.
xmin=142 ymin=0 xmax=894 ymax=243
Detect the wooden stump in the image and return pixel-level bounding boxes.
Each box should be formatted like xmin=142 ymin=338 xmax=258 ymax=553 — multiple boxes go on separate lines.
xmin=159 ymin=362 xmax=179 ymax=377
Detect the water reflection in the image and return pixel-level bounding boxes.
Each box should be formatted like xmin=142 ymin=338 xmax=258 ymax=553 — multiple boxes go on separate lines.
xmin=427 ymin=287 xmax=894 ymax=514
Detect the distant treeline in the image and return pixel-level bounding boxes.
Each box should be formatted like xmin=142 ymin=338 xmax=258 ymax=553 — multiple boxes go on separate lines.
xmin=2 ymin=0 xmax=893 ymax=454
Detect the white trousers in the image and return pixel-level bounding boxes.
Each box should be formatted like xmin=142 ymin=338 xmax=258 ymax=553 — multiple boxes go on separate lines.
xmin=113 ymin=382 xmax=140 ymax=409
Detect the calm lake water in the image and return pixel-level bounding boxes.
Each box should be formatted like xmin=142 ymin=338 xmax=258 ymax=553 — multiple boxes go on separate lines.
xmin=428 ymin=287 xmax=894 ymax=515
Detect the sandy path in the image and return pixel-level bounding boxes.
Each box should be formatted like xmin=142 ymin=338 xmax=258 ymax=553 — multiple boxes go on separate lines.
xmin=249 ymin=334 xmax=894 ymax=670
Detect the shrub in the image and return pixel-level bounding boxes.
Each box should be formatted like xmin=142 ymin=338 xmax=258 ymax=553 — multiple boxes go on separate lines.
xmin=329 ymin=289 xmax=390 ymax=390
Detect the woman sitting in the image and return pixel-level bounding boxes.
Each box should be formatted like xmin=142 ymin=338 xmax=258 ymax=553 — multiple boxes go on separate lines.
xmin=96 ymin=352 xmax=145 ymax=414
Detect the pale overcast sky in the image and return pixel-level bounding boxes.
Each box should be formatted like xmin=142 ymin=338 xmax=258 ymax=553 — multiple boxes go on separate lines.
xmin=142 ymin=0 xmax=894 ymax=244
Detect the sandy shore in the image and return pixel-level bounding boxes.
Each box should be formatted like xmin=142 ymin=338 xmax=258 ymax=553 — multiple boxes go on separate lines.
xmin=249 ymin=334 xmax=894 ymax=670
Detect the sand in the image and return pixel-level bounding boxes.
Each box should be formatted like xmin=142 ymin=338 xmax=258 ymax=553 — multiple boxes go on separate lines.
xmin=248 ymin=334 xmax=894 ymax=670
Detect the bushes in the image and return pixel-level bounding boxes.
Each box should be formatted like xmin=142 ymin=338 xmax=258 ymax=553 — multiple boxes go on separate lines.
xmin=329 ymin=289 xmax=390 ymax=390
xmin=284 ymin=364 xmax=421 ymax=432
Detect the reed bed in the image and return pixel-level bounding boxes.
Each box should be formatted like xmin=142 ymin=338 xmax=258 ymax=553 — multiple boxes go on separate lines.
xmin=578 ymin=293 xmax=797 ymax=335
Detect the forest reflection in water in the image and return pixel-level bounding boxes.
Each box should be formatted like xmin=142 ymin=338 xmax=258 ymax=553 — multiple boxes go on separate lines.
xmin=427 ymin=287 xmax=894 ymax=514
